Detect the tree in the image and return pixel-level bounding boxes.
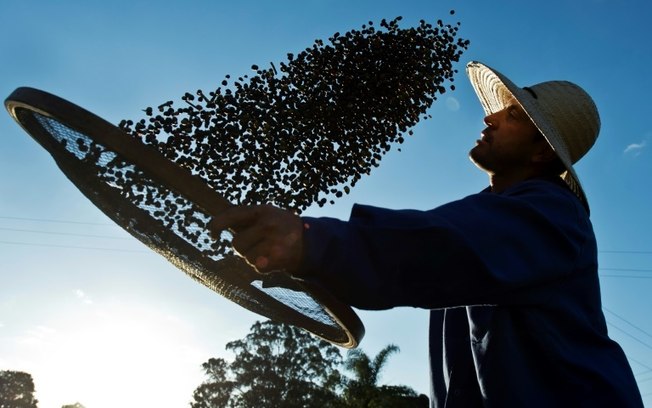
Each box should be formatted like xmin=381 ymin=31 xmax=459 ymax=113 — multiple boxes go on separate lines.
xmin=0 ymin=370 xmax=38 ymax=408
xmin=343 ymin=344 xmax=399 ymax=405
xmin=191 ymin=320 xmax=345 ymax=408
xmin=365 ymin=385 xmax=429 ymax=408
xmin=61 ymin=403 xmax=86 ymax=408
xmin=191 ymin=321 xmax=428 ymax=407
xmin=342 ymin=345 xmax=428 ymax=407
xmin=191 ymin=357 xmax=235 ymax=408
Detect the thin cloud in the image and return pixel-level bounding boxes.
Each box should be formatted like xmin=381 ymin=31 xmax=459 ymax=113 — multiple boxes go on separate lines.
xmin=623 ymin=141 xmax=646 ymax=155
xmin=446 ymin=96 xmax=460 ymax=112
xmin=75 ymin=289 xmax=93 ymax=305
xmin=17 ymin=325 xmax=57 ymax=347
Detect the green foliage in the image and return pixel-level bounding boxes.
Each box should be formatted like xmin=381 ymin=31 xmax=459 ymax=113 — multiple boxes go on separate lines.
xmin=191 ymin=321 xmax=428 ymax=407
xmin=365 ymin=385 xmax=428 ymax=408
xmin=0 ymin=370 xmax=38 ymax=408
xmin=191 ymin=358 xmax=236 ymax=408
xmin=341 ymin=345 xmax=427 ymax=407
xmin=191 ymin=320 xmax=344 ymax=408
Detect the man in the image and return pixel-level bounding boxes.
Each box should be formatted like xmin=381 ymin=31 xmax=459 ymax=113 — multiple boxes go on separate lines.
xmin=210 ymin=61 xmax=644 ymax=407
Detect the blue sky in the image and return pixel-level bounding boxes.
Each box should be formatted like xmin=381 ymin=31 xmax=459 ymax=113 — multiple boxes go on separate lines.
xmin=1 ymin=1 xmax=651 ymax=406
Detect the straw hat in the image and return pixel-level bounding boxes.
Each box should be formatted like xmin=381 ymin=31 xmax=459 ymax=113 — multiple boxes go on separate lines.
xmin=466 ymin=61 xmax=600 ymax=209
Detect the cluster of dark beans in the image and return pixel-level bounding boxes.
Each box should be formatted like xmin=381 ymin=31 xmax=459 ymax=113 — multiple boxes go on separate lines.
xmin=70 ymin=135 xmax=229 ymax=258
xmin=118 ymin=15 xmax=468 ymax=215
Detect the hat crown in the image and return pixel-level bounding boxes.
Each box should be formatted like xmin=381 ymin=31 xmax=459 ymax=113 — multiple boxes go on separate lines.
xmin=526 ymin=81 xmax=600 ymax=164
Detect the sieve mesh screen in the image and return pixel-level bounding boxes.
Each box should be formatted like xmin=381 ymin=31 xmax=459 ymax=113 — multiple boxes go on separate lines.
xmin=28 ymin=109 xmax=342 ymax=336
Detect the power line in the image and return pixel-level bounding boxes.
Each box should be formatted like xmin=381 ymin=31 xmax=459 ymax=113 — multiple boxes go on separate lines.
xmin=601 ymin=267 xmax=652 ymax=273
xmin=602 ymin=312 xmax=652 ymax=387
xmin=0 ymin=215 xmax=116 ymax=226
xmin=604 ymin=307 xmax=652 ymax=342
xmin=617 ymin=353 xmax=652 ymax=381
xmin=632 ymin=363 xmax=652 ymax=377
xmin=605 ymin=321 xmax=652 ymax=385
xmin=0 ymin=240 xmax=147 ymax=253
xmin=0 ymin=227 xmax=129 ymax=240
xmin=599 ymin=267 xmax=652 ymax=279
xmin=607 ymin=321 xmax=652 ymax=351
xmin=601 ymin=250 xmax=652 ymax=255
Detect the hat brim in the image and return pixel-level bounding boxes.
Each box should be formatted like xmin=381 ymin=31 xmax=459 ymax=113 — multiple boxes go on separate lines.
xmin=465 ymin=61 xmax=587 ymax=208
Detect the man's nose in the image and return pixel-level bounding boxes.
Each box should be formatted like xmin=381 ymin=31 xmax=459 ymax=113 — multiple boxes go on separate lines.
xmin=484 ymin=112 xmax=498 ymax=128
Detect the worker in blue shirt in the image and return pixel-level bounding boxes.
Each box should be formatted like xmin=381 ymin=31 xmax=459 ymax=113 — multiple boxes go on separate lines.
xmin=210 ymin=61 xmax=644 ymax=407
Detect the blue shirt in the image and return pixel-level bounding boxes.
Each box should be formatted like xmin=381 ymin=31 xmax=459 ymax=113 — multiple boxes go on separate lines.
xmin=299 ymin=177 xmax=643 ymax=407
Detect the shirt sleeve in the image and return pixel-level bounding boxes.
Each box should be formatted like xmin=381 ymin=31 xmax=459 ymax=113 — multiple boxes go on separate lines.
xmin=296 ymin=179 xmax=596 ymax=310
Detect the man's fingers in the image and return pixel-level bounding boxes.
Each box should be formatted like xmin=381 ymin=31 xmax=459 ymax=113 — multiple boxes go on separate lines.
xmin=239 ymin=241 xmax=291 ymax=273
xmin=230 ymin=222 xmax=266 ymax=257
xmin=207 ymin=204 xmax=304 ymax=273
xmin=231 ymin=221 xmax=297 ymax=273
xmin=208 ymin=206 xmax=260 ymax=234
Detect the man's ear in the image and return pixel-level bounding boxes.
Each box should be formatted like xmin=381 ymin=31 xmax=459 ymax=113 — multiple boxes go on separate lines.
xmin=531 ymin=140 xmax=558 ymax=164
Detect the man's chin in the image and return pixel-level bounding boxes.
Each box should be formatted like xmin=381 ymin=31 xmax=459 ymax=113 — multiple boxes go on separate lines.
xmin=468 ymin=149 xmax=489 ymax=172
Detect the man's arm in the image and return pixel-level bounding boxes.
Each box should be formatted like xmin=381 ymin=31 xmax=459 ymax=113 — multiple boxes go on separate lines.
xmin=209 ymin=179 xmax=594 ymax=310
xmin=295 ymin=179 xmax=594 ymax=309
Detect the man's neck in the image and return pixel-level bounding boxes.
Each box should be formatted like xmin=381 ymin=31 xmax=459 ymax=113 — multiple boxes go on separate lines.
xmin=488 ymin=171 xmax=539 ymax=193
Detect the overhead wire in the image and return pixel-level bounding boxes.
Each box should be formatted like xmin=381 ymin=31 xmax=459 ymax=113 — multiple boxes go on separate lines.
xmin=0 ymin=240 xmax=146 ymax=253
xmin=601 ymin=250 xmax=652 ymax=255
xmin=604 ymin=307 xmax=652 ymax=342
xmin=0 ymin=226 xmax=129 ymax=240
xmin=0 ymin=215 xmax=116 ymax=226
xmin=0 ymin=218 xmax=139 ymax=252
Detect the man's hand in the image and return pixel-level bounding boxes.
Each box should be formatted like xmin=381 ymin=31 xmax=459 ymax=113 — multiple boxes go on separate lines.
xmin=208 ymin=205 xmax=304 ymax=274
